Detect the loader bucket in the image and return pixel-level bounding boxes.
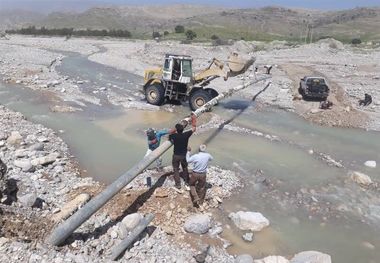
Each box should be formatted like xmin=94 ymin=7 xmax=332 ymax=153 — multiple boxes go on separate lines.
xmin=227 ymin=52 xmax=255 ymax=77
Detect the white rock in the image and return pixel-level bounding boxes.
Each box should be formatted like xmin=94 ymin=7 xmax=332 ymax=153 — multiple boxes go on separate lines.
xmin=209 ymin=226 xmax=223 ymax=237
xmin=28 ymin=143 xmax=44 ymax=151
xmin=290 ymin=251 xmax=331 ymax=263
xmin=254 ymin=256 xmax=289 ymax=263
xmin=235 ymin=254 xmax=254 ymax=263
xmin=229 ymin=211 xmax=270 ymax=231
xmin=0 ymin=237 xmax=9 ymax=247
xmin=351 ymin=171 xmax=372 ymax=186
xmin=242 ymin=232 xmax=254 ymax=242
xmin=18 ymin=192 xmax=37 ymax=207
xmin=362 ymin=241 xmax=375 ymax=250
xmin=364 ymin=160 xmax=376 ymax=168
xmin=184 ymin=214 xmax=211 ymax=234
xmin=310 ymin=109 xmax=320 ymax=114
xmin=37 ymin=136 xmax=49 ymax=142
xmin=122 ymin=213 xmax=143 ymax=230
xmin=14 ymin=159 xmax=33 ymax=172
xmin=47 ymin=80 xmax=60 ymax=87
xmin=31 ymin=152 xmax=59 ymax=166
xmin=7 ymin=131 xmax=23 ymax=145
xmin=110 ymin=230 xmax=118 ymax=239
xmin=15 ymin=149 xmax=28 ymax=158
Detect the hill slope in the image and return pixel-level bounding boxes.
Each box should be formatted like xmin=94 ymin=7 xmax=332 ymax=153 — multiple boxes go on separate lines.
xmin=2 ymin=5 xmax=380 ymax=42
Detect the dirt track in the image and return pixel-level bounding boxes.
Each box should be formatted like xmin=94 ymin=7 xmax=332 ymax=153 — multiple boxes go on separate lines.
xmin=281 ymin=64 xmax=368 ymax=128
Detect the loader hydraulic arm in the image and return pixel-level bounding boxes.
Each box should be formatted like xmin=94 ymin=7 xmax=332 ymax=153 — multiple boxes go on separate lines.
xmin=193 ymin=53 xmax=255 ymax=87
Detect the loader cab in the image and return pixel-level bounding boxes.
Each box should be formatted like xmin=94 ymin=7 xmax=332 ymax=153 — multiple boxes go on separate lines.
xmin=162 ymin=54 xmax=193 ymax=84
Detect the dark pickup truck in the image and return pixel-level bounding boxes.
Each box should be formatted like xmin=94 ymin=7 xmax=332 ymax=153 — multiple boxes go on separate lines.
xmin=299 ymin=77 xmax=329 ymax=100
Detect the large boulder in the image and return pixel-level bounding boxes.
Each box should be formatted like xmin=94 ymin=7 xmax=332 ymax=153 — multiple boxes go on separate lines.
xmin=229 ymin=211 xmax=270 ymax=231
xmin=254 ymin=256 xmax=289 ymax=263
xmin=18 ymin=192 xmax=37 ymax=207
xmin=184 ymin=214 xmax=211 ymax=234
xmin=7 ymin=131 xmax=23 ymax=145
xmin=14 ymin=159 xmax=33 ymax=172
xmin=364 ymin=160 xmax=376 ymax=168
xmin=235 ymin=254 xmax=254 ymax=263
xmin=290 ymin=251 xmax=331 ymax=263
xmin=122 ymin=213 xmax=143 ymax=230
xmin=351 ymin=171 xmax=372 ymax=186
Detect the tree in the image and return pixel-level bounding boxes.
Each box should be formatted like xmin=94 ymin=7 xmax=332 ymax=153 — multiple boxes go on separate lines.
xmin=211 ymin=34 xmax=219 ymax=40
xmin=185 ymin=30 xmax=197 ymax=40
xmin=175 ymin=25 xmax=185 ymax=33
xmin=152 ymin=31 xmax=161 ymax=39
xmin=351 ymin=38 xmax=362 ymax=45
xmin=164 ymin=31 xmax=169 ymax=36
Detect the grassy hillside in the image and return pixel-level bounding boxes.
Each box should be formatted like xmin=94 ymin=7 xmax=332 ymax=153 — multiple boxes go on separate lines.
xmin=2 ymin=5 xmax=380 ymax=43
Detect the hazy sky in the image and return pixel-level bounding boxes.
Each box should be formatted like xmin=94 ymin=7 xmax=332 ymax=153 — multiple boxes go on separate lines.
xmin=1 ymin=0 xmax=380 ymax=13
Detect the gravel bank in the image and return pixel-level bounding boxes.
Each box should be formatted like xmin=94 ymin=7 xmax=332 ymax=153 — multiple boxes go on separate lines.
xmin=2 ymin=36 xmax=379 ymax=129
xmin=0 ymin=103 xmax=245 ymax=262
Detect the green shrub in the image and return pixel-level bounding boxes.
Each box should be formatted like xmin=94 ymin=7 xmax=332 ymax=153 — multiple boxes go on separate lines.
xmin=175 ymin=25 xmax=185 ymax=33
xmin=185 ymin=30 xmax=197 ymax=40
xmin=211 ymin=34 xmax=219 ymax=40
xmin=351 ymin=38 xmax=362 ymax=45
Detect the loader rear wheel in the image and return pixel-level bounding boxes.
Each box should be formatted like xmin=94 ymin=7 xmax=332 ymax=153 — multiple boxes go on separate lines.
xmin=189 ymin=90 xmax=211 ymax=111
xmin=145 ymin=83 xmax=165 ymax=106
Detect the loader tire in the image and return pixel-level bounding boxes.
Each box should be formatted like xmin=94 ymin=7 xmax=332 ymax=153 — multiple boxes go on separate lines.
xmin=206 ymin=88 xmax=219 ymax=99
xmin=145 ymin=83 xmax=165 ymax=106
xmin=189 ymin=89 xmax=211 ymax=111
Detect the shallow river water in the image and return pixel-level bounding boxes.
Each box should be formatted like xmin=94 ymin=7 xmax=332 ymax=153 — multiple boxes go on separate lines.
xmin=1 ymin=53 xmax=379 ymax=263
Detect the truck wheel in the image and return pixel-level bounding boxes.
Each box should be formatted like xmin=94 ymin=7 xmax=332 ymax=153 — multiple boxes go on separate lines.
xmin=298 ymin=86 xmax=304 ymax=96
xmin=189 ymin=90 xmax=211 ymax=111
xmin=145 ymin=83 xmax=165 ymax=106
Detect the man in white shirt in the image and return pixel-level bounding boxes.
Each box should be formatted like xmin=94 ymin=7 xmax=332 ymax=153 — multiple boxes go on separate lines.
xmin=186 ymin=144 xmax=213 ymax=207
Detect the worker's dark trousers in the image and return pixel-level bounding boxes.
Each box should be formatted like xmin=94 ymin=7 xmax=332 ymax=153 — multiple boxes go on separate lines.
xmin=172 ymin=154 xmax=189 ymax=186
xmin=189 ymin=172 xmax=206 ymax=204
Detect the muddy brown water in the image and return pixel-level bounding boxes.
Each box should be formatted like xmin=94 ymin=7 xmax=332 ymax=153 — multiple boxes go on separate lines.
xmin=1 ymin=53 xmax=380 ymax=263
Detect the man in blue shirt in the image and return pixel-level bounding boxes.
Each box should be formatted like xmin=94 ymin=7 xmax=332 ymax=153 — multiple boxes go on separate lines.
xmin=145 ymin=127 xmax=174 ymax=169
xmin=186 ymin=144 xmax=213 ymax=207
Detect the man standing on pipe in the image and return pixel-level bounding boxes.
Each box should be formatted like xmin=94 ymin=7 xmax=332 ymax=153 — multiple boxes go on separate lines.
xmin=169 ymin=113 xmax=197 ymax=189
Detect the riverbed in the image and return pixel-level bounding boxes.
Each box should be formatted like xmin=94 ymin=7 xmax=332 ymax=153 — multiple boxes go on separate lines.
xmin=1 ymin=50 xmax=379 ymax=263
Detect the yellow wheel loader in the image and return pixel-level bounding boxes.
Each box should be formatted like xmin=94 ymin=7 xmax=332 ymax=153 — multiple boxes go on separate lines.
xmin=143 ymin=52 xmax=255 ymax=110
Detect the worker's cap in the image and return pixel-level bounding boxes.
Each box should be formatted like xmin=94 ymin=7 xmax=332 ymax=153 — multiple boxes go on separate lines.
xmin=199 ymin=144 xmax=207 ymax=152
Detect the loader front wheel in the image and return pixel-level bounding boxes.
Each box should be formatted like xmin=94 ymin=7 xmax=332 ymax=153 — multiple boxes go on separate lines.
xmin=145 ymin=83 xmax=165 ymax=106
xmin=189 ymin=89 xmax=211 ymax=111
